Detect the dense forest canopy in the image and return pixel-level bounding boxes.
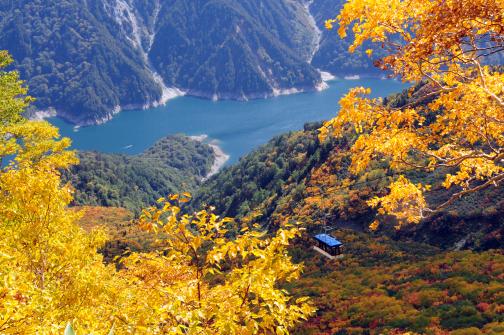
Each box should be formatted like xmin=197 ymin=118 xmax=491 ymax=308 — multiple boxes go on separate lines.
xmin=63 ymin=135 xmax=215 ymax=212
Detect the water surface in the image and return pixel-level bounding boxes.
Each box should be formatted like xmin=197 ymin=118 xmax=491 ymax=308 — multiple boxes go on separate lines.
xmin=50 ymin=79 xmax=407 ymax=164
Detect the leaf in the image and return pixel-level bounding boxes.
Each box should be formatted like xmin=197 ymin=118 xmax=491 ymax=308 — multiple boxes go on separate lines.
xmin=108 ymin=323 xmax=115 ymax=335
xmin=64 ymin=323 xmax=75 ymax=335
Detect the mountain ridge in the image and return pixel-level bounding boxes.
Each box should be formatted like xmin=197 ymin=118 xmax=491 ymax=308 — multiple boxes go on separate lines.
xmin=1 ymin=0 xmax=391 ymax=125
xmin=63 ymin=134 xmax=216 ymax=212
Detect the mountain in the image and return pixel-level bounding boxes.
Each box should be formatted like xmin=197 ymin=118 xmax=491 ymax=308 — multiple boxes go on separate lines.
xmin=0 ymin=0 xmax=164 ymax=125
xmin=63 ymin=134 xmax=215 ymax=212
xmin=146 ymin=0 xmax=322 ymax=99
xmin=192 ymin=95 xmax=503 ymax=250
xmin=0 ymin=0 xmax=320 ymax=124
xmin=3 ymin=1 xmax=502 ymax=125
xmin=309 ymin=0 xmax=386 ymax=76
xmin=0 ymin=0 xmax=394 ymax=125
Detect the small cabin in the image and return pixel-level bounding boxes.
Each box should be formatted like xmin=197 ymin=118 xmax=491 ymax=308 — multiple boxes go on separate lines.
xmin=313 ymin=233 xmax=343 ymax=258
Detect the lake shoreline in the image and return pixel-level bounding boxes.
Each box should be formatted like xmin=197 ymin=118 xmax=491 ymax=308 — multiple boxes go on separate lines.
xmin=40 ymin=74 xmax=393 ymax=127
xmin=189 ymin=135 xmax=230 ymax=179
xmin=48 ymin=78 xmax=407 ymax=165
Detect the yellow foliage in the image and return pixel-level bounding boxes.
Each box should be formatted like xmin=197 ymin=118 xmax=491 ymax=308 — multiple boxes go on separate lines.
xmin=0 ymin=128 xmax=313 ymax=334
xmin=367 ymin=176 xmax=428 ymax=225
xmin=118 ymin=198 xmax=315 ymax=334
xmin=0 ymin=50 xmax=314 ymax=333
xmin=0 ymin=120 xmax=122 ymax=333
xmin=321 ymin=0 xmax=504 ymax=227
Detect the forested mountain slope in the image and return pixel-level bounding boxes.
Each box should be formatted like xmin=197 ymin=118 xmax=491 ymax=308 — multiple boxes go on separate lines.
xmin=0 ymin=0 xmax=164 ymax=125
xmin=291 ymin=231 xmax=504 ymax=334
xmin=0 ymin=0 xmax=320 ymax=124
xmin=0 ymin=0 xmax=398 ymax=125
xmin=192 ymin=94 xmax=503 ymax=250
xmin=147 ymin=0 xmax=321 ymax=100
xmin=309 ymin=0 xmax=384 ymax=76
xmin=63 ymin=135 xmax=215 ymax=212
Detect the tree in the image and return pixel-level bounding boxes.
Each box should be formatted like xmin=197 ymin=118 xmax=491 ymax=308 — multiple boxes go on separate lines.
xmin=0 ymin=50 xmax=313 ymax=334
xmin=320 ymin=0 xmax=504 ymax=226
xmin=0 ymin=50 xmax=121 ymax=334
xmin=0 ymin=50 xmax=33 ymax=126
xmin=116 ymin=194 xmax=315 ymax=334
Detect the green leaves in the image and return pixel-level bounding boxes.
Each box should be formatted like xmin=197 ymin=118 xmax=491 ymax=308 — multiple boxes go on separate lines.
xmin=62 ymin=135 xmax=215 ymax=213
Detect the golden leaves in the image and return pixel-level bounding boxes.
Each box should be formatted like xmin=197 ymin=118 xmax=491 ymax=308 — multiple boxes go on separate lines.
xmin=320 ymin=0 xmax=504 ymax=226
xmin=369 ymin=220 xmax=380 ymax=231
xmin=318 ymin=87 xmax=374 ymax=143
xmin=368 ymin=176 xmax=428 ymax=226
xmin=325 ymin=19 xmax=337 ymax=30
xmin=122 ymin=197 xmax=315 ymax=334
xmin=0 ymin=120 xmax=120 ymax=334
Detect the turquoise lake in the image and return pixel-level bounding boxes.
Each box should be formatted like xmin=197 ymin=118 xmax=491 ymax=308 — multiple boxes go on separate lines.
xmin=49 ymin=79 xmax=407 ymax=164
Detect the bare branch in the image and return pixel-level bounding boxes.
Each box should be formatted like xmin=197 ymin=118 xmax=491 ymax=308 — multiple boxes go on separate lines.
xmin=423 ymin=172 xmax=504 ymax=214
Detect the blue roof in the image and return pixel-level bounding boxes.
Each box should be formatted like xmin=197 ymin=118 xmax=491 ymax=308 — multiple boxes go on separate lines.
xmin=314 ymin=234 xmax=342 ymax=247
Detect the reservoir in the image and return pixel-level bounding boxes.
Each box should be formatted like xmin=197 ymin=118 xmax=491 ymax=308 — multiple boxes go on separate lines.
xmin=49 ymin=78 xmax=407 ymax=164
